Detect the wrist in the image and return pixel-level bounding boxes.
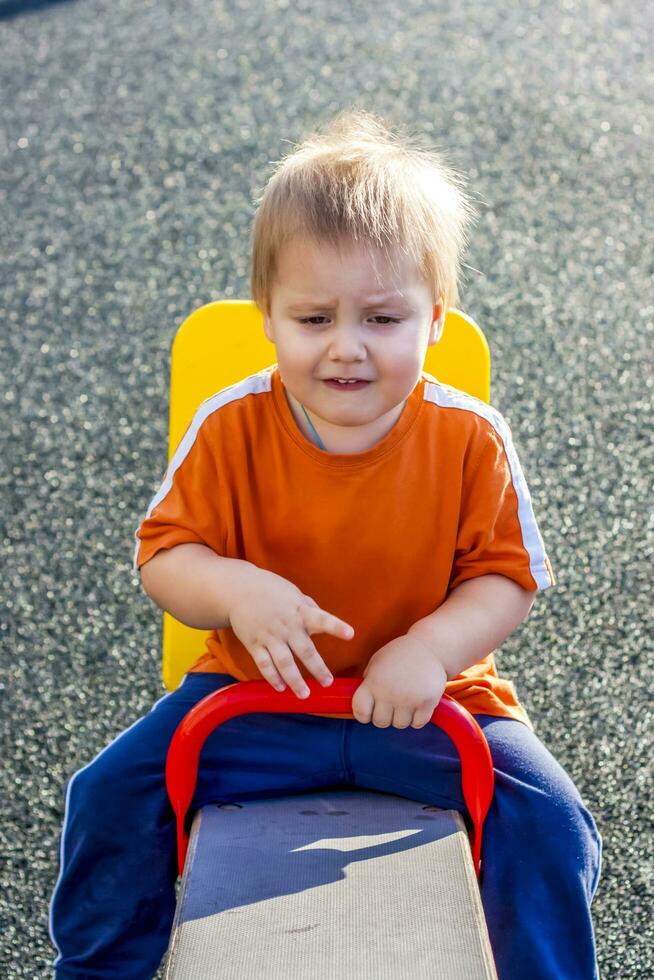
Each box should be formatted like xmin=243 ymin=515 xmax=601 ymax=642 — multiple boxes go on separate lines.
xmin=406 ymin=622 xmax=454 ymax=679
xmin=222 ymin=559 xmax=259 ymax=624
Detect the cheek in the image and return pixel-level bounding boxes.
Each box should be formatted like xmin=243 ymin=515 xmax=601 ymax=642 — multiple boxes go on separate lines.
xmin=277 ymin=349 xmax=314 ymax=382
xmin=287 ymin=339 xmax=319 ymax=365
xmin=380 ymin=345 xmax=421 ymax=371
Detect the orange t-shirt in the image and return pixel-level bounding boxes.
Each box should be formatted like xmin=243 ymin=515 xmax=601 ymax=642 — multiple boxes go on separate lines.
xmin=134 ymin=365 xmax=555 ymax=728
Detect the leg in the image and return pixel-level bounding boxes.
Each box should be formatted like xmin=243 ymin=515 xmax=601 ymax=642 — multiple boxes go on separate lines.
xmin=345 ymin=714 xmax=602 ymax=980
xmin=49 ymin=674 xmax=349 ymax=979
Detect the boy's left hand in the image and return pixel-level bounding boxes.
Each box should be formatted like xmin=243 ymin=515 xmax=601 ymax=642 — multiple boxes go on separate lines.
xmin=351 ymin=634 xmax=448 ymax=730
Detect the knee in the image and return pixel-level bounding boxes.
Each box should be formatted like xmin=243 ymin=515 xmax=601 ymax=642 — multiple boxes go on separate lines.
xmin=534 ymin=779 xmax=600 ymax=867
xmin=501 ymin=771 xmax=602 ymax=896
xmin=66 ymin=756 xmax=116 ymax=828
xmin=557 ymin=780 xmax=601 ymax=887
xmin=66 ymin=736 xmax=152 ymax=824
xmin=482 ymin=722 xmax=602 ymax=890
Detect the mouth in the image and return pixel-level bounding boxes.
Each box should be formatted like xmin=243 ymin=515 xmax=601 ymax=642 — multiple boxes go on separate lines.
xmin=322 ymin=378 xmax=372 ymax=390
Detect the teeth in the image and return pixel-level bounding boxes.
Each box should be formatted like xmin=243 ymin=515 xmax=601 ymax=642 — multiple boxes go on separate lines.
xmin=334 ymin=379 xmax=358 ymax=383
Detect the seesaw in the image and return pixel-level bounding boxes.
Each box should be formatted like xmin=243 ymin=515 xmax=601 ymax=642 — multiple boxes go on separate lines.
xmin=163 ymin=678 xmax=498 ymax=979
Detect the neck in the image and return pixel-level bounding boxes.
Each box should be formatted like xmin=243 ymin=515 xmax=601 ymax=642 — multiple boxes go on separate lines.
xmin=284 ymin=389 xmax=407 ymax=454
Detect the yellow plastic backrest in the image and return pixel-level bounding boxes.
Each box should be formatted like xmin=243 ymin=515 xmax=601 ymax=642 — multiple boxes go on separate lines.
xmin=161 ymin=300 xmax=490 ymax=690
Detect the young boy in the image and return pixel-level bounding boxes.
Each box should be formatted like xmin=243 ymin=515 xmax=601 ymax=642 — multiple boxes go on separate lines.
xmin=49 ymin=109 xmax=601 ymax=978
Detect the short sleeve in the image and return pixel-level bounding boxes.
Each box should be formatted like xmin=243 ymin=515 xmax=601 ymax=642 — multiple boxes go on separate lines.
xmin=449 ymin=417 xmax=555 ymax=593
xmin=132 ymin=409 xmax=226 ymax=572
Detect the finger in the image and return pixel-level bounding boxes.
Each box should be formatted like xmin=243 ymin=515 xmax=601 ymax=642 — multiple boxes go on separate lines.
xmin=303 ymin=605 xmax=354 ymax=641
xmin=391 ymin=707 xmax=414 ymax=730
xmin=288 ymin=632 xmax=334 ymax=687
xmin=266 ymin=640 xmax=310 ymax=699
xmin=352 ymin=685 xmax=374 ymax=724
xmin=411 ymin=706 xmax=435 ymax=729
xmin=371 ymin=700 xmax=394 ymax=729
xmin=249 ymin=646 xmax=287 ymax=692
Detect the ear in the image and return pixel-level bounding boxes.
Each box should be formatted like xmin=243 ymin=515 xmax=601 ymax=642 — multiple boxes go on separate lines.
xmin=262 ymin=309 xmax=274 ymax=344
xmin=427 ymin=295 xmax=446 ymax=346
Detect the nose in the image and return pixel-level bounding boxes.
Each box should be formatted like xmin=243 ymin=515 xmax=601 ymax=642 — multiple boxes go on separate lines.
xmin=327 ymin=323 xmax=367 ymax=361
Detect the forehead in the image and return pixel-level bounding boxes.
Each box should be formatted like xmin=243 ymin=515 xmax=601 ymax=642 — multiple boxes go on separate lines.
xmin=273 ymin=235 xmax=428 ymax=304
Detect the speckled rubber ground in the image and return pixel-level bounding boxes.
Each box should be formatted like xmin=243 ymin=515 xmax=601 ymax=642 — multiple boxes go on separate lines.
xmin=1 ymin=0 xmax=652 ymax=976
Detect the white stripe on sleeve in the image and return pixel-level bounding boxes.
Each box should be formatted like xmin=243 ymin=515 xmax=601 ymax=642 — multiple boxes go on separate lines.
xmin=423 ymin=375 xmax=552 ymax=590
xmin=132 ymin=367 xmax=275 ymax=572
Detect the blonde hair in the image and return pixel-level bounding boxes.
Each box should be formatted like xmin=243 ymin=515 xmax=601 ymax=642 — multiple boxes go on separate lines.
xmin=250 ymin=108 xmax=479 ymax=315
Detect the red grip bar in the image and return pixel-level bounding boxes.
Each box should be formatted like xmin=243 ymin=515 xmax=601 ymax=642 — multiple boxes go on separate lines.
xmin=165 ymin=678 xmax=494 ymax=877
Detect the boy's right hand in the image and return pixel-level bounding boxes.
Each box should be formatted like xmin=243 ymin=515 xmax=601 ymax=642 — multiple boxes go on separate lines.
xmin=226 ymin=565 xmax=354 ymax=699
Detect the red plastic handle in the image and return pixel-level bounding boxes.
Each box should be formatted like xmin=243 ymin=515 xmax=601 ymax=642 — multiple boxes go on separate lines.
xmin=165 ymin=679 xmax=494 ymax=877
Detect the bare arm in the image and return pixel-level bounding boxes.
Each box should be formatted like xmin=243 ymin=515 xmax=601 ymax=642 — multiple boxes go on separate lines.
xmin=139 ymin=543 xmax=256 ymax=630
xmin=406 ymin=573 xmax=536 ymax=679
xmin=139 ymin=542 xmax=353 ymax=697
xmin=352 ymin=574 xmax=536 ymax=728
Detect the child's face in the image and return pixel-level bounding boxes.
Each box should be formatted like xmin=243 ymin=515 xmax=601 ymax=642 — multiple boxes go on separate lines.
xmin=263 ymin=235 xmax=444 ymax=450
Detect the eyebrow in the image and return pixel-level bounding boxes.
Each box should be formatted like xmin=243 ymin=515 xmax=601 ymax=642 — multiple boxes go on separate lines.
xmin=286 ymin=293 xmax=411 ymax=311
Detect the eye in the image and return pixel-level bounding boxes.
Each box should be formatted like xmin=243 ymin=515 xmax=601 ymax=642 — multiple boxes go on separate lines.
xmin=297 ymin=315 xmax=401 ymax=326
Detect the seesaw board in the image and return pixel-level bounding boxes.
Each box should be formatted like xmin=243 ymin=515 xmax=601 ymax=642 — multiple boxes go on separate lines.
xmin=165 ymin=788 xmax=497 ymax=979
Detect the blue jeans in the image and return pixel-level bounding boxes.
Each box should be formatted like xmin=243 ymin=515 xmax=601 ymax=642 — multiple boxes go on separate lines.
xmin=49 ymin=673 xmax=601 ymax=978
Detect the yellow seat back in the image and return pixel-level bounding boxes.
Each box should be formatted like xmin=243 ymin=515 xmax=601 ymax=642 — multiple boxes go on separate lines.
xmin=162 ymin=300 xmax=490 ymax=690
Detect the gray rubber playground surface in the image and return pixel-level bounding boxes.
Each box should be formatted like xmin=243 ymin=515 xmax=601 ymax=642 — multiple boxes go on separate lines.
xmin=1 ymin=0 xmax=652 ymax=976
